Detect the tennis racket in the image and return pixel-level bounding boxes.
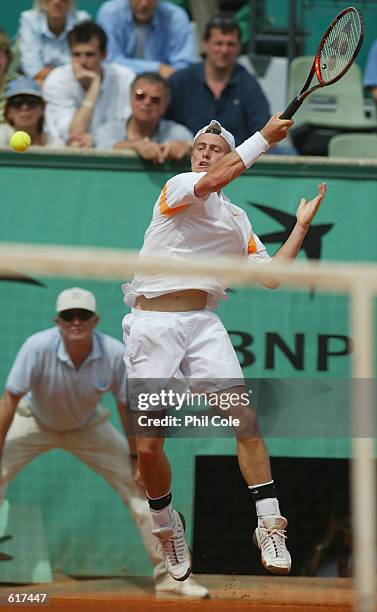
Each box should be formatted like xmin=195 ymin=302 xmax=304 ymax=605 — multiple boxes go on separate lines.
xmin=281 ymin=6 xmax=364 ymax=120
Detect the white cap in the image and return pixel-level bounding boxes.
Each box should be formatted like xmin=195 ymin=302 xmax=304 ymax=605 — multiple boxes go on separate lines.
xmin=193 ymin=120 xmax=235 ymax=150
xmin=56 ymin=287 xmax=96 ymax=313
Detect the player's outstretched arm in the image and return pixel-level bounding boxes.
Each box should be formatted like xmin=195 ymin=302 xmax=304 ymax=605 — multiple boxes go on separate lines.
xmin=274 ymin=183 xmax=327 ymax=262
xmin=195 ymin=114 xmax=293 ymax=198
xmin=260 ymin=183 xmax=327 ymax=289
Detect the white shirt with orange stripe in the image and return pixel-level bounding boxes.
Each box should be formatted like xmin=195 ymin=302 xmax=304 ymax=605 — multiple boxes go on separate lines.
xmin=122 ymin=171 xmax=271 ymax=309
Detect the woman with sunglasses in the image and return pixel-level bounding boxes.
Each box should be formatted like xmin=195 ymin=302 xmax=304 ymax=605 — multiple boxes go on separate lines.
xmin=0 ymin=77 xmax=64 ymax=147
xmin=18 ymin=0 xmax=90 ymax=85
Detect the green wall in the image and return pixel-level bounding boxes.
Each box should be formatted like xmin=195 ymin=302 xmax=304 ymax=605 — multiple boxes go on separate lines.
xmin=0 ymin=151 xmax=376 ymax=576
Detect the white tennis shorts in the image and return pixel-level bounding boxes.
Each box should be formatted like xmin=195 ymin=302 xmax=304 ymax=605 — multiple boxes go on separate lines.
xmin=122 ymin=309 xmax=244 ymax=410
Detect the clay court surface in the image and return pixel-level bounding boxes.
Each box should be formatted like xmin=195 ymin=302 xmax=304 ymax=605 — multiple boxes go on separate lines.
xmin=1 ymin=573 xmax=371 ymax=611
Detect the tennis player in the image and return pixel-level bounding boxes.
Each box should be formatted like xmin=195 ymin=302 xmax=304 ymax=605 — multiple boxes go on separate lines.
xmin=122 ymin=115 xmax=327 ymax=580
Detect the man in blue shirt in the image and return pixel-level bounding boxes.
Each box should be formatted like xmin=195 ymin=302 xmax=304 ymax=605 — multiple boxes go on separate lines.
xmin=97 ymin=0 xmax=196 ymax=77
xmin=166 ymin=14 xmax=270 ymax=146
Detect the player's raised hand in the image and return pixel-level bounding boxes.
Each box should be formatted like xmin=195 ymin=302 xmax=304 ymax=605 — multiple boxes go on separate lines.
xmin=296 ymin=182 xmax=327 ymax=229
xmin=260 ymin=113 xmax=294 ymax=145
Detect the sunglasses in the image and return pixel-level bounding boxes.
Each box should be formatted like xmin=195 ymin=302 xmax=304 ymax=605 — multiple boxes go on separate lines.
xmin=134 ymin=89 xmax=162 ymax=105
xmin=58 ymin=309 xmax=94 ymax=322
xmin=8 ymin=95 xmax=42 ymax=109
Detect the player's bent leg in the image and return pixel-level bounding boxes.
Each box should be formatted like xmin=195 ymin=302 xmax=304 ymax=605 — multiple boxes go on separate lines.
xmin=214 ymin=387 xmax=291 ymax=575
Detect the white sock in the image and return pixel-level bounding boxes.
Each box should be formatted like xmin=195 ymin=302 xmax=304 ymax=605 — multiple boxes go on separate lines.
xmin=150 ymin=503 xmax=174 ymax=528
xmin=255 ymin=497 xmax=281 ymax=518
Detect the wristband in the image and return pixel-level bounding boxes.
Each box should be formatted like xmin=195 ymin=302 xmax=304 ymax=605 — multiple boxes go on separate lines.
xmin=82 ymin=99 xmax=94 ymax=109
xmin=235 ymin=131 xmax=270 ymax=169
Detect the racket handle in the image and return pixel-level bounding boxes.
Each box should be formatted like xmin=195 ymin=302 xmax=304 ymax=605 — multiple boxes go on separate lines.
xmin=280 ymin=97 xmax=303 ymax=120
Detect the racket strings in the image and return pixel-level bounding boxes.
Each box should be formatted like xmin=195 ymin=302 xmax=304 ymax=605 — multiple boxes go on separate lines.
xmin=318 ymin=11 xmax=362 ymax=83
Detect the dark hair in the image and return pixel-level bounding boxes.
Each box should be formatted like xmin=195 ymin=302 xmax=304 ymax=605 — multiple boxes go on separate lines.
xmin=68 ymin=20 xmax=107 ymax=53
xmin=204 ymin=14 xmax=242 ymax=41
xmin=131 ymin=72 xmax=171 ymax=104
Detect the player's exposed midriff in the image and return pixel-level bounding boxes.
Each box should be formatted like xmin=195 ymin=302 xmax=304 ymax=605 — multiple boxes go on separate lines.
xmin=134 ymin=289 xmax=208 ymax=312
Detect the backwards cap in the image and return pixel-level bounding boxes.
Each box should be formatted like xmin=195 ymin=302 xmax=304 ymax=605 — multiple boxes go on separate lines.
xmin=193 ymin=120 xmax=235 ymax=150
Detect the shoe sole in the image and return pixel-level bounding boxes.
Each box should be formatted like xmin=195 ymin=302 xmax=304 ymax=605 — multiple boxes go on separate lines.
xmin=170 ymin=511 xmax=192 ymax=582
xmin=253 ymin=532 xmax=291 ymax=575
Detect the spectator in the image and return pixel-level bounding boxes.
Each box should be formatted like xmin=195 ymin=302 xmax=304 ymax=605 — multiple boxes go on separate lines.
xmin=0 ymin=77 xmax=64 ymax=147
xmin=43 ymin=20 xmax=134 ymax=147
xmin=364 ymin=38 xmax=377 ymax=103
xmin=95 ymin=72 xmax=193 ymax=162
xmin=18 ymin=0 xmax=91 ymax=85
xmin=166 ymin=14 xmax=270 ymax=146
xmin=0 ymin=31 xmax=13 ymax=123
xmin=97 ymin=0 xmax=196 ymax=77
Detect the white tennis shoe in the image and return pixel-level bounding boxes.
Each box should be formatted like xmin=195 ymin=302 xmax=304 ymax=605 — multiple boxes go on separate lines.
xmin=152 ymin=509 xmax=192 ymax=581
xmin=253 ymin=515 xmax=291 ymax=574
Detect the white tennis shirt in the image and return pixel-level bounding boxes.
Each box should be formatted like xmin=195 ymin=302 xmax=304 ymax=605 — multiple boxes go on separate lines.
xmin=123 ymin=171 xmax=271 ymax=308
xmin=6 ymin=328 xmax=127 ymax=432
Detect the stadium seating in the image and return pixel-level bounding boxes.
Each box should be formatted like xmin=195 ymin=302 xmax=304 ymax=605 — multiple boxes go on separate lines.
xmin=328 ymin=133 xmax=377 ymax=159
xmin=287 ymin=56 xmax=377 ymax=155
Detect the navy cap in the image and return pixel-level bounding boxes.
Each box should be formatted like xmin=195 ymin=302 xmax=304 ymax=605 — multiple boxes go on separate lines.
xmin=5 ymin=77 xmax=43 ymax=100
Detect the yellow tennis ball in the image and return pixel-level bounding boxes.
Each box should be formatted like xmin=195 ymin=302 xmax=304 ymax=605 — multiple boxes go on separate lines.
xmin=10 ymin=131 xmax=31 ymax=152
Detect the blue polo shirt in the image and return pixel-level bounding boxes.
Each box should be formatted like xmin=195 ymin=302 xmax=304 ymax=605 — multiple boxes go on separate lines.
xmin=6 ymin=328 xmax=127 ymax=432
xmin=166 ymin=62 xmax=270 ymax=146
